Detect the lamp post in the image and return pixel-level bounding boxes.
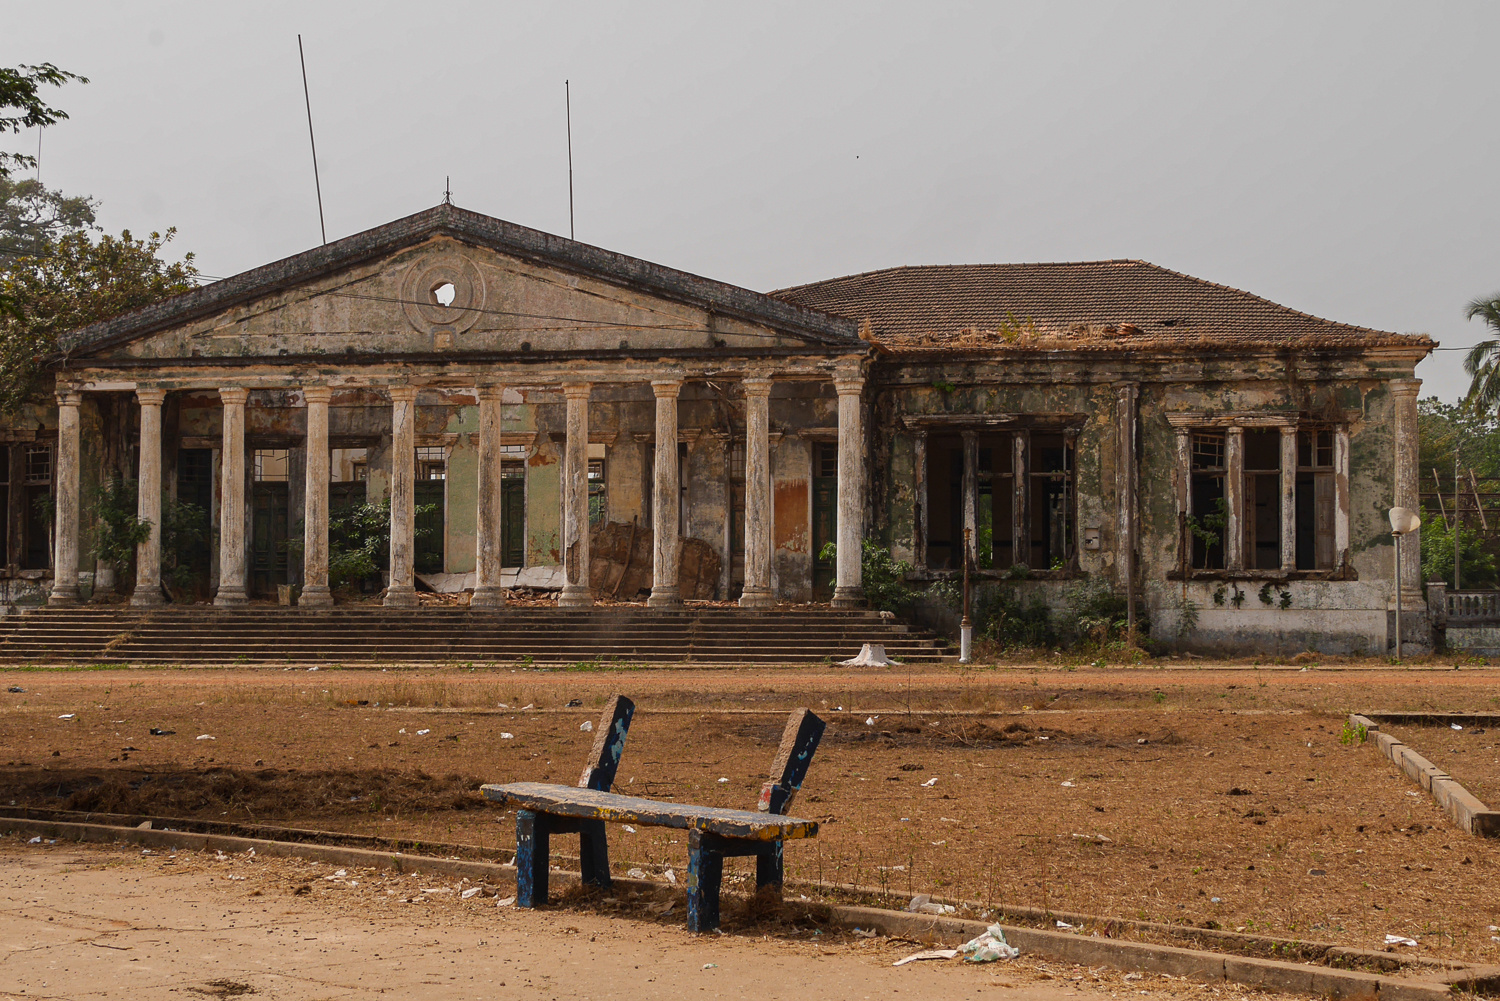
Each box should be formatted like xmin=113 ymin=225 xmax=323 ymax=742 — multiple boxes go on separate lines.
xmin=1389 ymin=506 xmax=1422 ymax=661
xmin=960 ymin=527 xmax=973 ymax=664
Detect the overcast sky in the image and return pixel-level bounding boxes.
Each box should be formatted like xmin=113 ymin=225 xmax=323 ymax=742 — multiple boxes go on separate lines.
xmin=5 ymin=1 xmax=1496 ymax=399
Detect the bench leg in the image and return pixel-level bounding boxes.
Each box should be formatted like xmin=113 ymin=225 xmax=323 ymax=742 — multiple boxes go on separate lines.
xmin=578 ymin=819 xmax=612 ymax=889
xmin=755 ymin=841 xmax=784 ymax=892
xmin=687 ymin=829 xmax=723 ymax=933
xmin=515 ymin=809 xmax=550 ymax=907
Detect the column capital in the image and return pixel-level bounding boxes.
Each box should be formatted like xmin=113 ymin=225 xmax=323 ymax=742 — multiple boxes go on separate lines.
xmin=302 ymin=385 xmax=333 ymax=405
xmin=476 ymin=384 xmax=506 ymax=402
xmin=55 ymin=390 xmax=82 ymax=408
xmin=741 ymin=376 xmax=773 ymax=398
xmin=218 ymin=386 xmax=250 ymax=406
xmin=387 ymin=385 xmax=417 ymax=403
xmin=135 ymin=387 xmax=167 ymax=406
xmin=561 ymin=381 xmax=592 ymax=399
xmin=832 ymin=373 xmax=863 ymax=396
xmin=1389 ymin=378 xmax=1422 ymax=398
xmin=1226 ymin=425 xmax=1245 ymax=439
xmin=1279 ymin=424 xmax=1297 ymax=437
xmin=651 ymin=378 xmax=684 ymax=398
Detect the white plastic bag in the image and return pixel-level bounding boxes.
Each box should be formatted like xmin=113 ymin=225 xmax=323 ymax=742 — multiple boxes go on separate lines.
xmin=960 ymin=923 xmax=1020 ymax=963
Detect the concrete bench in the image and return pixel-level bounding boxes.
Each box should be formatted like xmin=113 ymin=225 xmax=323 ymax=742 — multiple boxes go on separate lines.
xmin=482 ymin=700 xmax=825 ymax=931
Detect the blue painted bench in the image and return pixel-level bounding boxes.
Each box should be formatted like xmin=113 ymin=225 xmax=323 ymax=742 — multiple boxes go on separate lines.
xmin=482 ymin=699 xmax=825 ymax=932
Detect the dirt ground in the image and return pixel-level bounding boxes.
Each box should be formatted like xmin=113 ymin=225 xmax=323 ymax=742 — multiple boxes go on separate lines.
xmin=1385 ymin=722 xmax=1500 ymax=807
xmin=2 ymin=663 xmax=1499 ymax=968
xmin=0 ymin=837 xmax=1307 ymax=1001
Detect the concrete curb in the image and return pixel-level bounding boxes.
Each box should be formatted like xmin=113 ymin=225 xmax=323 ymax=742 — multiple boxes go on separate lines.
xmin=1351 ymin=714 xmax=1500 ymax=837
xmin=4 ymin=816 xmax=1487 ymax=999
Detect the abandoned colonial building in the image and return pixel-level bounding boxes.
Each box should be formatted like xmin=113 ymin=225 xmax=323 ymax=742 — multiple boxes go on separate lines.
xmin=0 ymin=203 xmax=1433 ymax=653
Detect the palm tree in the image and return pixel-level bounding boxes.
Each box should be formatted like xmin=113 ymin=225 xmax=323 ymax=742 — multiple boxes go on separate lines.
xmin=1462 ymin=294 xmax=1500 ymax=412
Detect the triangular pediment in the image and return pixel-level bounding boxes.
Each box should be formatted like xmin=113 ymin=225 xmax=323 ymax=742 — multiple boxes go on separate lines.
xmin=59 ymin=205 xmax=860 ymax=366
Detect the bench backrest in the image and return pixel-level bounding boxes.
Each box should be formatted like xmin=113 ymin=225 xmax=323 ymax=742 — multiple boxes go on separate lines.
xmin=758 ymin=708 xmax=826 ymax=815
xmin=577 ymin=694 xmax=635 ymax=792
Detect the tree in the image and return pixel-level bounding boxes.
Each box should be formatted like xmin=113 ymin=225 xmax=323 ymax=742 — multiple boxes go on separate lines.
xmin=0 ymin=228 xmax=197 ymax=413
xmin=0 ymin=176 xmax=98 ymax=263
xmin=1461 ymin=294 xmax=1500 ymax=412
xmin=0 ymin=63 xmax=88 ymax=180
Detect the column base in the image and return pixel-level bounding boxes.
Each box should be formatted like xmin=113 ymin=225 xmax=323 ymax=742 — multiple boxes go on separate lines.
xmin=47 ymin=585 xmax=79 ymax=607
xmin=557 ymin=585 xmax=594 ymax=608
xmin=130 ymin=586 xmax=164 ymax=608
xmin=471 ymin=585 xmax=508 ymax=608
xmin=384 ymin=585 xmax=418 ymax=608
xmin=737 ymin=588 xmax=775 ymax=609
xmin=299 ymin=585 xmax=333 ymax=608
xmin=830 ymin=586 xmax=866 ymax=609
xmin=214 ymin=586 xmax=247 ymax=608
xmin=647 ymin=586 xmax=682 ymax=608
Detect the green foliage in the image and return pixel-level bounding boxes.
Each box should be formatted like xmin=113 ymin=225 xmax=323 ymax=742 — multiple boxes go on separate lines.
xmin=1186 ymin=497 xmax=1228 ymax=564
xmin=931 ymin=379 xmax=956 ymax=394
xmin=817 ymin=539 xmax=917 ymax=613
xmin=1339 ymin=720 xmax=1368 ymax=746
xmin=0 ymin=63 xmax=88 ymax=180
xmin=328 ymin=499 xmax=439 ymax=591
xmin=88 ymin=478 xmax=150 ymax=579
xmin=1461 ymin=296 xmax=1500 ymax=414
xmin=1063 ymin=577 xmax=1144 ymax=645
xmin=0 ymin=227 xmax=196 ymax=412
xmin=1418 ymin=397 xmax=1500 ymax=481
xmin=160 ymin=500 xmax=209 ymax=591
xmin=0 ymin=177 xmax=97 ymax=264
xmin=1258 ymin=582 xmax=1275 ymax=606
xmin=1421 ymin=512 xmax=1499 ymax=589
xmin=976 ymin=587 xmax=1054 ymax=648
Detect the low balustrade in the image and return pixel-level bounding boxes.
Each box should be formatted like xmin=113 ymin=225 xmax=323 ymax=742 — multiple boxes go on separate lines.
xmin=1429 ymin=582 xmax=1500 ymax=626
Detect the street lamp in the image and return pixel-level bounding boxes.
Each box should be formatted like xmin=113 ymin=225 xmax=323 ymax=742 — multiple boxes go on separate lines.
xmin=1389 ymin=506 xmax=1422 ymax=660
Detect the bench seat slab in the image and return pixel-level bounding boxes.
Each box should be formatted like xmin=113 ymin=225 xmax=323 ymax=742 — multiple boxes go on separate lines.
xmin=483 ymin=782 xmax=818 ymax=840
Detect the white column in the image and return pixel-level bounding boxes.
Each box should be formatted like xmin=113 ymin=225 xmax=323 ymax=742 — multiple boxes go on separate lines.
xmin=215 ymin=387 xmax=249 ymax=606
xmin=831 ymin=366 xmax=865 ymax=608
xmin=1392 ymin=379 xmax=1421 ymax=594
xmin=1174 ymin=427 xmax=1191 ymax=573
xmin=1334 ymin=425 xmax=1351 ymax=568
xmin=1224 ymin=426 xmax=1244 ymax=571
xmin=1114 ymin=384 xmax=1138 ymax=584
xmin=558 ymin=382 xmax=594 ymax=608
xmin=650 ymin=379 xmax=684 ymax=607
xmin=1279 ymin=426 xmax=1297 ymax=572
xmin=301 ymin=386 xmax=333 ymax=607
xmin=48 ymin=391 xmax=82 ymax=606
xmin=960 ymin=431 xmax=977 ymax=568
xmin=912 ymin=430 xmax=928 ymax=568
xmin=472 ymin=385 xmax=507 ymax=608
xmin=739 ymin=376 xmax=774 ymax=608
xmin=131 ymin=388 xmax=167 ymax=607
xmin=385 ymin=385 xmax=418 ymax=607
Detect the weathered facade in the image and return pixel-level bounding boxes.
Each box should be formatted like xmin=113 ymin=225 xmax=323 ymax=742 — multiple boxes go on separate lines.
xmin=0 ymin=205 xmax=1433 ymax=653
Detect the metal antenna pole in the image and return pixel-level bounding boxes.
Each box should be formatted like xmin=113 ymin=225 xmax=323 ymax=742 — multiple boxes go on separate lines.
xmin=1394 ymin=531 xmax=1403 ymax=661
xmin=298 ymin=34 xmax=327 ymax=245
xmin=960 ymin=527 xmax=973 ymax=663
xmin=566 ymin=80 xmax=575 ymax=240
xmin=1455 ymin=439 xmax=1461 ymax=590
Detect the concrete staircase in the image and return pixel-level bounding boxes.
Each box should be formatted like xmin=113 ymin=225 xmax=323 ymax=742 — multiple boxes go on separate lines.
xmin=0 ymin=605 xmax=954 ymax=666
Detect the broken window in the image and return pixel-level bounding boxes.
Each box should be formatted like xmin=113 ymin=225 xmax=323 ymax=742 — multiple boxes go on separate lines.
xmin=587 ymin=442 xmax=607 ymax=527
xmin=416 ymin=446 xmax=447 ymax=481
xmin=1296 ymin=429 xmax=1336 ymax=570
xmin=1242 ymin=429 xmax=1281 ymax=571
xmin=253 ymin=449 xmax=289 ymax=482
xmin=1189 ymin=432 xmax=1226 ymax=569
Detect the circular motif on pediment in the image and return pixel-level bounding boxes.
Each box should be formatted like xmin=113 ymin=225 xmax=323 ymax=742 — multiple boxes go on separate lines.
xmin=400 ymin=253 xmax=487 ymax=334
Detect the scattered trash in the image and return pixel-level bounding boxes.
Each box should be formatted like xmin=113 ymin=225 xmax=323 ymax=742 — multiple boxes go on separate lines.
xmin=961 ymin=924 xmax=1020 ymax=962
xmin=398 ymin=728 xmax=407 ymax=734
xmin=421 ymin=887 xmax=453 ymax=894
xmin=866 ymin=716 xmax=877 ymax=726
xmin=1452 ymin=724 xmax=1464 ymax=731
xmin=626 ymin=868 xmax=649 ymax=879
xmin=58 ymin=714 xmax=75 ymax=720
xmin=324 ymin=870 xmax=348 ymax=880
xmin=27 ymin=836 xmax=40 ymax=844
xmin=149 ymin=728 xmax=175 ymax=736
xmin=567 ymin=699 xmax=583 ymax=707
xmin=196 ymin=734 xmax=214 ymax=741
xmin=893 ymin=948 xmax=959 ymax=967
xmin=501 ymin=733 xmax=514 ymax=739
xmin=461 ymin=887 xmax=482 ymax=899
xmin=835 ymin=705 xmax=844 ymax=711
xmin=7 ymin=686 xmax=23 ymax=693
xmin=852 ymin=927 xmax=878 ymax=938
xmin=521 ymin=703 xmax=534 ymax=710
xmin=905 ymin=893 xmax=955 ymax=915
xmin=1210 ymin=897 xmax=1222 ymax=903
xmin=647 ymin=900 xmax=675 ymax=915
xmin=307 ymin=666 xmax=319 ymax=672
xmin=580 ymin=720 xmax=594 ymax=732
xmin=136 ymin=821 xmax=152 ymax=830
xmin=840 ymin=643 xmax=901 ymax=667
xmin=1124 ymin=972 xmax=1142 ymax=981
xmin=921 ymin=777 xmax=939 ymax=787
xmin=1385 ymin=934 xmax=1418 ymax=947
xmin=1056 ymin=920 xmax=1076 ymax=929
xmin=664 ymin=868 xmax=677 ymax=884
xmin=416 ymin=729 xmax=431 ymax=736
xmin=623 ymin=825 xmax=636 ymax=833
xmin=1060 ymin=781 xmax=1075 ymax=788
xmin=717 ymin=777 xmax=729 ymax=783
xmin=702 ymin=963 xmax=717 ymax=970
xmin=1308 ymin=868 xmax=1326 ymax=876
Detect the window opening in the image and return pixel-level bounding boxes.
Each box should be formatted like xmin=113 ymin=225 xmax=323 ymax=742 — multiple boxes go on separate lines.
xmin=416 ymin=445 xmax=447 ymax=480
xmin=1189 ymin=432 xmax=1226 ymax=569
xmin=587 ymin=442 xmax=607 ymax=528
xmin=253 ymin=449 xmax=290 ymax=483
xmin=431 ymin=282 xmax=456 ymax=307
xmin=1242 ymin=429 xmax=1281 ymax=571
xmin=1296 ymin=429 xmax=1336 ymax=570
xmin=1029 ymin=433 xmax=1073 ymax=570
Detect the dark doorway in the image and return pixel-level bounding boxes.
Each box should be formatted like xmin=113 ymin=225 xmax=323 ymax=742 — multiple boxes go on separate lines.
xmin=173 ymin=449 xmax=214 ymax=599
xmin=251 ymin=449 xmax=290 ymax=597
xmin=502 ymin=469 xmax=525 ymax=568
xmin=811 ymin=442 xmax=837 ymax=601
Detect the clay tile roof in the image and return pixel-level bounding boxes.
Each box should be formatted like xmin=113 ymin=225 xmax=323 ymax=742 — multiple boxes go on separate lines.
xmin=770 ymin=260 xmax=1433 ymax=355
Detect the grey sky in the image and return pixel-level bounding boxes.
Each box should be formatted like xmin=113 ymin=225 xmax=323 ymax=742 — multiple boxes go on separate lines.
xmin=5 ymin=1 xmax=1496 ymax=399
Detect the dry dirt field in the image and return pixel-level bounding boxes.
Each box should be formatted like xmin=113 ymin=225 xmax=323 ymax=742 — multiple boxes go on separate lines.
xmin=2 ymin=662 xmax=1498 ymax=968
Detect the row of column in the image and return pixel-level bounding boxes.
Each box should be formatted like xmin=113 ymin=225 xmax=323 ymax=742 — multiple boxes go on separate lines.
xmin=48 ymin=374 xmax=868 ymax=609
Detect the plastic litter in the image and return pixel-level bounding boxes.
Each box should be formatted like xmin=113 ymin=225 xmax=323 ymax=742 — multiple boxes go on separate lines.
xmin=398 ymin=728 xmax=407 ymax=734
xmin=664 ymin=868 xmax=677 ymax=884
xmin=566 ymin=699 xmax=583 ymax=707
xmin=1056 ymin=920 xmax=1076 ymax=929
xmin=416 ymin=729 xmax=430 ymax=736
xmin=717 ymin=777 xmax=729 ymax=783
xmin=196 ymin=734 xmax=215 ymax=741
xmin=623 ymin=825 xmax=636 ymax=833
xmin=58 ymin=713 xmax=75 ymax=720
xmin=893 ymin=949 xmax=959 ymax=967
xmin=960 ymin=924 xmax=1020 ymax=962
xmin=8 ymin=686 xmax=23 ymax=692
xmin=866 ymin=716 xmax=877 ymax=726
xmin=496 ymin=895 xmax=515 ymax=907
xmin=905 ymin=893 xmax=956 ymax=915
xmin=1385 ymin=934 xmax=1418 ymax=947
xmin=852 ymin=927 xmax=878 ymax=938
xmin=580 ymin=720 xmax=594 ymax=732
xmin=702 ymin=963 xmax=718 ymax=969
xmin=461 ymin=887 xmax=482 ymax=899
xmin=840 ymin=643 xmax=901 ymax=667
xmin=1452 ymin=724 xmax=1464 ymax=730
xmin=149 ymin=727 xmax=175 ymax=736
xmin=1060 ymin=781 xmax=1075 ymax=788
xmin=27 ymin=836 xmax=40 ymax=843
xmin=626 ymin=867 xmax=650 ymax=879
xmin=501 ymin=732 xmax=514 ymax=739
xmin=921 ymin=777 xmax=938 ymax=787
